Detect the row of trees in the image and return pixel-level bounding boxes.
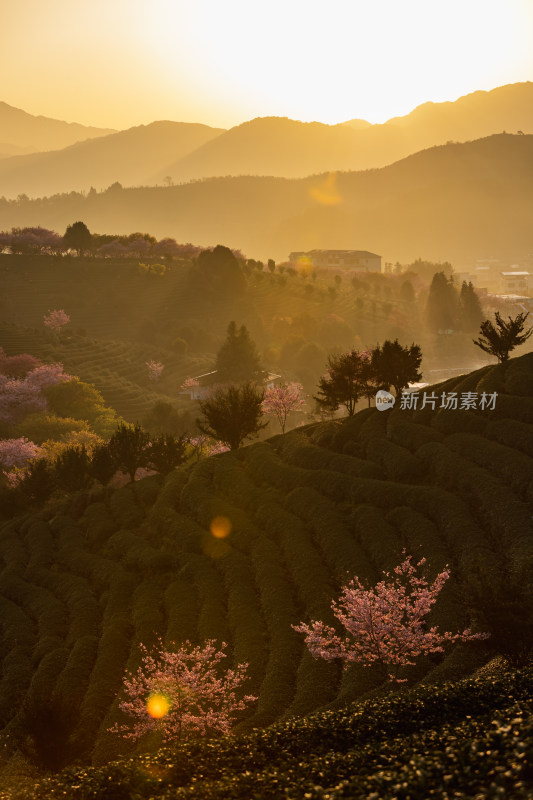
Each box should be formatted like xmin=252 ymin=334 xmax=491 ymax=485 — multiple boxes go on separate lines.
xmin=191 ymin=310 xmax=532 ymax=450
xmin=315 ymin=339 xmax=422 ymax=416
xmin=0 ymin=223 xmax=205 ymax=260
xmin=4 ymin=424 xmax=187 ymax=504
xmin=425 ymin=272 xmax=484 ymax=333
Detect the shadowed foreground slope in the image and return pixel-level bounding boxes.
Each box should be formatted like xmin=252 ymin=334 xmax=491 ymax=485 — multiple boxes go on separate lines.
xmin=0 ymin=354 xmax=531 ymax=776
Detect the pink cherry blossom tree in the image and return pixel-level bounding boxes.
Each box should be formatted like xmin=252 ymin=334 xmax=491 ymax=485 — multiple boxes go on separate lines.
xmin=111 ymin=639 xmax=256 ymax=742
xmin=293 ymin=554 xmax=489 ymax=682
xmin=262 ymin=382 xmax=305 ymax=434
xmin=24 ymin=363 xmax=71 ymax=391
xmin=43 ymin=309 xmax=70 ymax=332
xmin=0 ymin=363 xmax=71 ymax=424
xmin=0 ymin=437 xmax=42 ymax=470
xmin=0 ymin=348 xmax=41 ymax=378
xmin=146 ymin=360 xmax=164 ymax=381
xmin=0 ymin=374 xmax=46 ymax=424
xmin=180 ymin=376 xmax=200 ymax=397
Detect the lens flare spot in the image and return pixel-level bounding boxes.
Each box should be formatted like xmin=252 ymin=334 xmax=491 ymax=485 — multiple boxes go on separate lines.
xmin=210 ymin=516 xmax=232 ymax=539
xmin=147 ymin=693 xmax=171 ymax=719
xmin=309 ymin=172 xmax=342 ymax=206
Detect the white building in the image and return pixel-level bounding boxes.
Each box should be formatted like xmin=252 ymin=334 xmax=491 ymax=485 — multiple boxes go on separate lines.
xmin=500 ymin=271 xmax=532 ymax=295
xmin=289 ymin=249 xmax=382 ymax=272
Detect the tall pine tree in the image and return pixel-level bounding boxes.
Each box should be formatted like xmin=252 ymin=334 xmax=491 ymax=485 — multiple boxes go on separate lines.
xmin=215 ymin=322 xmax=262 ymax=384
xmin=458 ymin=281 xmax=484 ymax=332
xmin=425 ymin=271 xmax=459 ymax=333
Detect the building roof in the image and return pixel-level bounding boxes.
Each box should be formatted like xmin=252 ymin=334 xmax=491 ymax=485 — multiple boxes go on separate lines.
xmin=304 ymin=249 xmax=381 ymax=259
xmin=501 ymin=271 xmax=530 ymax=277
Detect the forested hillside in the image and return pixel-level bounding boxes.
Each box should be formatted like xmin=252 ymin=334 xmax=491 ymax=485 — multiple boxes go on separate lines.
xmin=1 ymin=134 xmax=532 ymax=263
xmin=0 ymin=353 xmax=531 ymax=783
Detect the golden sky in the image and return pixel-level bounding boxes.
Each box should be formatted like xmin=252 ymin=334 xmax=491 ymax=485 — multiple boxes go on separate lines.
xmin=3 ymin=0 xmax=533 ymax=130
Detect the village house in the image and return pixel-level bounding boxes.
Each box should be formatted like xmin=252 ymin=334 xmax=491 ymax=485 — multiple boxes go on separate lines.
xmin=289 ymin=249 xmax=382 ymax=272
xmin=500 ymin=271 xmax=532 ymax=296
xmin=180 ymin=370 xmax=282 ymax=400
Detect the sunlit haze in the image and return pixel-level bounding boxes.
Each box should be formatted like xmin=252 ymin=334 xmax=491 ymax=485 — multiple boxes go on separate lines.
xmin=2 ymin=0 xmax=533 ymax=128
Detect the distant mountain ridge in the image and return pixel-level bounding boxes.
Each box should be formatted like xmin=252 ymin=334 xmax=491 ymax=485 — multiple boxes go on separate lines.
xmin=0 ymin=101 xmax=116 ymax=153
xmin=0 ymin=121 xmax=225 ymax=197
xmin=0 ymin=82 xmax=532 ymax=198
xmin=153 ymin=81 xmax=533 ymax=183
xmin=1 ymin=133 xmax=531 ymax=265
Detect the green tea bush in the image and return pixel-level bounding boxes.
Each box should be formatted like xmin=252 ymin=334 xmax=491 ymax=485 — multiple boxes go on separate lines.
xmin=401 ymin=483 xmax=496 ymax=572
xmin=386 ymin=419 xmax=443 ymax=452
xmin=108 ymin=486 xmax=144 ymax=529
xmin=253 ymin=502 xmax=334 ymax=620
xmin=364 ymin=437 xmax=423 ymax=483
xmin=486 ymin=418 xmax=533 ymax=458
xmin=246 ymin=535 xmax=300 ymax=724
xmin=208 ymin=556 xmax=265 ymax=714
xmin=163 ymin=577 xmax=199 ymax=644
xmin=53 ymin=635 xmax=99 ymax=712
xmin=328 ymin=409 xmax=374 ymax=452
xmin=430 ymin=408 xmax=487 ymax=435
xmin=78 ymin=612 xmax=134 ymax=753
xmin=245 ymin=442 xmax=304 ymax=494
xmin=279 ymin=435 xmax=381 ymax=480
xmin=419 ymin=439 xmax=533 ymax=558
xmin=492 ymin=393 xmax=533 ymax=423
xmin=131 ymin=577 xmax=167 ymax=648
xmin=504 ymin=352 xmax=533 ymax=395
xmin=80 ymin=502 xmax=116 ymax=547
xmin=284 ymin=486 xmax=373 ymax=584
xmin=25 ymin=522 xmax=55 ymax=570
xmin=384 ymin=506 xmax=448 ymax=564
xmin=188 ymin=554 xmax=230 ymax=644
xmin=349 ymin=504 xmax=401 ymax=574
xmin=447 ymin=432 xmax=533 ymax=499
xmin=212 ymin=454 xmax=267 ymax=514
xmin=0 ymin=644 xmax=34 ymax=728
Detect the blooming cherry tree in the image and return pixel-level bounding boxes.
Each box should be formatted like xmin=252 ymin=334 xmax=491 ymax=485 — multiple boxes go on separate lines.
xmin=0 ymin=363 xmax=71 ymax=424
xmin=0 ymin=437 xmax=42 ymax=470
xmin=262 ymin=382 xmax=305 ymax=434
xmin=146 ymin=360 xmax=164 ymax=381
xmin=293 ymin=554 xmax=489 ymax=681
xmin=112 ymin=639 xmax=256 ymax=742
xmin=24 ymin=363 xmax=71 ymax=391
xmin=43 ymin=309 xmax=70 ymax=332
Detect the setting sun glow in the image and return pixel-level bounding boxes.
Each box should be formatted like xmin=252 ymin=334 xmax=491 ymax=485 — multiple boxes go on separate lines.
xmin=2 ymin=0 xmax=532 ymax=129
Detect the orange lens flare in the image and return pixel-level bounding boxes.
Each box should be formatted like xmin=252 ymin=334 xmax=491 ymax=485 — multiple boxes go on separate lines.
xmin=308 ymin=172 xmax=342 ymax=206
xmin=210 ymin=516 xmax=232 ymax=539
xmin=146 ymin=693 xmax=171 ymax=719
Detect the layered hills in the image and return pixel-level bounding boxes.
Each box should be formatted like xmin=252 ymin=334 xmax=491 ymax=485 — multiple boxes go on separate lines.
xmin=0 ymin=122 xmax=225 ymax=198
xmin=2 ymin=133 xmax=532 ymax=263
xmin=154 ymin=82 xmax=533 ymax=184
xmin=0 ymin=102 xmax=115 ymax=156
xmin=0 ymin=353 xmax=532 ymax=774
xmin=0 ymin=82 xmax=532 ymax=198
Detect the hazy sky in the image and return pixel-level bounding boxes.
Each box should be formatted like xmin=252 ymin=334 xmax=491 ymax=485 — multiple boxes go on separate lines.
xmin=3 ymin=0 xmax=533 ymax=130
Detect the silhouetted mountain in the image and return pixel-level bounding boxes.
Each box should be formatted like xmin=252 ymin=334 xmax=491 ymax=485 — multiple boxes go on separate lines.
xmin=2 ymin=82 xmax=532 ymax=199
xmin=155 ymin=82 xmax=533 ymax=184
xmin=0 ymin=121 xmax=225 ymax=197
xmin=1 ymin=134 xmax=531 ymax=265
xmin=0 ymin=101 xmax=115 ymax=153
xmin=157 ymin=117 xmax=368 ymax=182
